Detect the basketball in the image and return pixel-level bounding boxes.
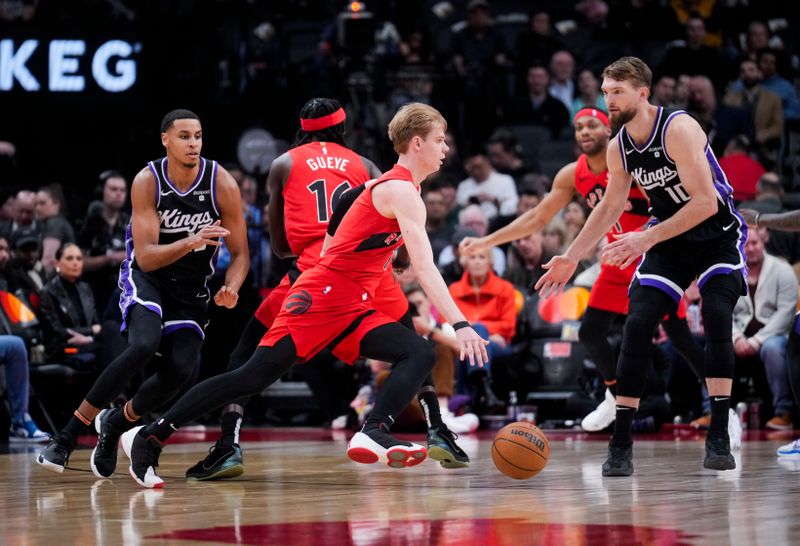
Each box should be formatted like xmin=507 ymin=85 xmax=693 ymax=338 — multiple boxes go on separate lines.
xmin=491 ymin=422 xmax=550 ymax=479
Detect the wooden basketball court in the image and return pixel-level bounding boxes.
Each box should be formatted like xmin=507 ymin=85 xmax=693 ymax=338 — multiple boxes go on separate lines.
xmin=2 ymin=427 xmax=799 ymax=545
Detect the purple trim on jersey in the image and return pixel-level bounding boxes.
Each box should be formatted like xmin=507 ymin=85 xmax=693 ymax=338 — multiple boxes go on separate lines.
xmin=705 ymin=147 xmax=734 ymax=199
xmin=637 ymin=276 xmax=682 ymax=304
xmin=161 ymin=157 xmax=206 ymax=196
xmin=625 ymin=106 xmax=662 ymax=153
xmin=210 ymin=160 xmax=220 ymax=216
xmin=697 ymin=265 xmax=737 ymax=289
xmin=117 ymin=224 xmax=163 ymax=331
xmin=617 ymin=131 xmax=628 ymax=172
xmin=162 ymin=320 xmax=205 ymax=339
xmin=148 ymin=161 xmax=161 ymax=207
xmin=660 ymin=110 xmax=686 ymax=164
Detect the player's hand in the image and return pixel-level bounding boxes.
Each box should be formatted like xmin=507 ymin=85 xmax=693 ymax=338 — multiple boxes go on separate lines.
xmin=456 ymin=326 xmax=490 ymax=368
xmin=459 ymin=236 xmax=487 ymax=256
xmin=738 ymin=208 xmax=759 ymax=226
xmin=603 ymin=231 xmax=653 ymax=269
xmin=214 ymin=285 xmax=239 ymax=308
xmin=188 ymin=220 xmax=230 ymax=251
xmin=535 ymin=254 xmax=578 ymax=298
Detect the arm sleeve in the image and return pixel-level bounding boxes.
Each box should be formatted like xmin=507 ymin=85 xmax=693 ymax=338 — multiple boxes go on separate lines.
xmin=327 ymin=185 xmax=368 ymax=236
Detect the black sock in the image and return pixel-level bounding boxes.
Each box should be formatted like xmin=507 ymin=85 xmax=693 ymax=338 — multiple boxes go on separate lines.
xmin=107 ymin=406 xmax=137 ymax=432
xmin=63 ymin=413 xmax=90 ymax=443
xmin=611 ymin=405 xmax=637 ymax=446
xmin=709 ymin=395 xmax=730 ymax=434
xmin=143 ymin=418 xmax=176 ymax=444
xmin=220 ymin=411 xmax=243 ymax=446
xmin=417 ymin=386 xmax=443 ymax=429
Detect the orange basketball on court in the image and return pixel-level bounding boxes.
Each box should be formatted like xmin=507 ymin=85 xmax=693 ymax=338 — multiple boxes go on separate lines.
xmin=491 ymin=422 xmax=550 ymax=479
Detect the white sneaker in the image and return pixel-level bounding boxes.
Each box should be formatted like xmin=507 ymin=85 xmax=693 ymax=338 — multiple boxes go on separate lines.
xmin=581 ymin=389 xmax=616 ymax=432
xmin=441 ymin=410 xmax=479 ymax=434
xmin=777 ymin=438 xmax=800 ymax=457
xmin=728 ymin=409 xmax=742 ymax=451
xmin=9 ymin=414 xmax=50 ymax=443
xmin=346 ymin=429 xmax=426 ymax=468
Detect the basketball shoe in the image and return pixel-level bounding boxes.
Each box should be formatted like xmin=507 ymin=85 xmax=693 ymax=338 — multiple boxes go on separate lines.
xmin=36 ymin=432 xmax=74 ymax=473
xmin=121 ymin=426 xmax=165 ymax=488
xmin=347 ymin=424 xmax=427 ymax=468
xmin=727 ymin=409 xmax=742 ymax=451
xmin=427 ymin=426 xmax=469 ymax=468
xmin=91 ymin=409 xmax=123 ymax=478
xmin=582 ymin=389 xmax=616 ymax=432
xmin=10 ymin=414 xmax=49 ymax=443
xmin=601 ymin=440 xmax=633 ymax=476
xmin=777 ymin=438 xmax=800 ymax=457
xmin=703 ymin=429 xmax=736 ymax=470
xmin=185 ymin=441 xmax=244 ymax=481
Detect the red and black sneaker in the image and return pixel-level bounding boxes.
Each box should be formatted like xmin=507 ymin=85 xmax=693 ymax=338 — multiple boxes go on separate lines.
xmin=347 ymin=425 xmax=426 ymax=468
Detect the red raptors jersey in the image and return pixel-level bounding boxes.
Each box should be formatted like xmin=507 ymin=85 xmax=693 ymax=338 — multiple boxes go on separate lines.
xmin=283 ymin=142 xmax=372 ymax=270
xmin=318 ymin=164 xmax=413 ymax=297
xmin=574 ymin=154 xmax=650 ymax=242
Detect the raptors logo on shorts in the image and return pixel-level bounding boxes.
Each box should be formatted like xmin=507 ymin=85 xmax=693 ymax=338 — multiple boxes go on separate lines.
xmin=285 ymin=290 xmax=312 ymax=315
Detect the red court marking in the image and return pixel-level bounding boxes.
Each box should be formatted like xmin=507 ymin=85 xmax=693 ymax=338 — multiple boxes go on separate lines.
xmin=149 ymin=518 xmax=697 ymax=545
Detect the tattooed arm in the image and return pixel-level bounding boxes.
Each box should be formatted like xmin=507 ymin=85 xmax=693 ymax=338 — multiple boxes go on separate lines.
xmin=740 ymin=208 xmax=800 ymax=231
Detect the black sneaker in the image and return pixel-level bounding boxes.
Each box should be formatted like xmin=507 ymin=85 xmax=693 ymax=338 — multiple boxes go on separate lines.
xmin=185 ymin=441 xmax=244 ymax=481
xmin=704 ymin=430 xmax=736 ymax=470
xmin=427 ymin=426 xmax=469 ymax=468
xmin=121 ymin=426 xmax=165 ymax=488
xmin=601 ymin=440 xmax=634 ymax=477
xmin=36 ymin=432 xmax=74 ymax=473
xmin=91 ymin=409 xmax=124 ymax=478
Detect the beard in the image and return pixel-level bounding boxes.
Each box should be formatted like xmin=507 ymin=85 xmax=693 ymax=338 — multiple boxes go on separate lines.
xmin=610 ymin=106 xmax=637 ymax=132
xmin=579 ymin=138 xmax=605 ymax=156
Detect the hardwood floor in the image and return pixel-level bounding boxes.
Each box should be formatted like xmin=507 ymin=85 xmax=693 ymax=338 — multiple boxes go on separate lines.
xmin=2 ymin=428 xmax=798 ymax=545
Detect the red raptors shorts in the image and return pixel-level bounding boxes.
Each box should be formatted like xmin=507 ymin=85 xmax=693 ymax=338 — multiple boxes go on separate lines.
xmin=588 ymin=261 xmax=638 ymax=315
xmin=372 ymin=273 xmax=409 ymax=322
xmin=260 ymin=269 xmax=395 ymax=364
xmin=254 ymin=274 xmax=292 ymax=328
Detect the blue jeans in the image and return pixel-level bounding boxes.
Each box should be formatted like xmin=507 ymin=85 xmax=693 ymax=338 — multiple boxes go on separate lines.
xmin=0 ymin=336 xmax=30 ymax=424
xmin=456 ymin=323 xmax=512 ymax=393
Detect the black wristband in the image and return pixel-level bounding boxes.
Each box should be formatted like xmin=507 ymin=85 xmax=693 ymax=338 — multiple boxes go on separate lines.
xmin=452 ymin=321 xmax=470 ymax=331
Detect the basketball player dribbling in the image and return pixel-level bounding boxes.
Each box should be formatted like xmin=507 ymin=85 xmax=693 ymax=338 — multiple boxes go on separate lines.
xmin=36 ymin=110 xmax=249 ymax=477
xmin=122 ymin=103 xmax=488 ymax=488
xmin=185 ymin=99 xmax=469 ymax=482
xmin=537 ymin=57 xmax=746 ymax=476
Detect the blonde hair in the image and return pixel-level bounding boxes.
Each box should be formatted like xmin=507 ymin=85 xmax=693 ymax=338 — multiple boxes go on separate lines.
xmin=387 ymin=103 xmax=447 ymax=154
xmin=602 ymin=56 xmax=652 ymax=90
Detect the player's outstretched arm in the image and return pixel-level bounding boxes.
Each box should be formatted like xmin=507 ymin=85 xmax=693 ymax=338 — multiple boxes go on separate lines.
xmin=380 ymin=181 xmax=489 ymax=368
xmin=460 ymin=162 xmax=577 ymax=256
xmin=131 ymin=168 xmax=230 ymax=272
xmin=267 ymin=153 xmax=295 ymax=259
xmin=742 ymin=208 xmax=800 ymax=232
xmin=536 ymin=139 xmax=631 ymax=297
xmin=214 ymin=166 xmax=250 ymax=308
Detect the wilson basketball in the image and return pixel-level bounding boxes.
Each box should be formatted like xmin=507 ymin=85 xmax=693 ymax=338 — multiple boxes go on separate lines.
xmin=491 ymin=422 xmax=550 ymax=479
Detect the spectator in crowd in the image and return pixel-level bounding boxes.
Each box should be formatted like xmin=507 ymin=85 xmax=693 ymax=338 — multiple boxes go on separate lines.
xmin=457 ymin=152 xmax=518 ymax=221
xmin=440 ymin=132 xmax=467 ymax=182
xmin=38 ymin=243 xmax=100 ymax=364
xmin=548 ymin=50 xmax=577 ymax=112
xmin=0 ymin=192 xmax=15 ymax=222
xmin=718 ymin=135 xmax=766 ymax=202
xmin=405 ymin=283 xmax=479 ymax=433
xmin=486 ymin=130 xmax=532 ymax=186
xmin=659 ymin=16 xmax=727 ymax=89
xmin=450 ymin=0 xmax=510 ymax=142
xmin=514 ymin=9 xmax=564 ymax=87
xmin=738 ymin=172 xmax=783 ymax=214
xmin=723 ymin=58 xmax=784 ymax=168
xmin=438 ymin=228 xmax=473 ymax=286
xmin=563 ymin=199 xmax=587 ymax=245
xmin=730 ymin=227 xmax=796 ymax=429
xmin=1 ymin=327 xmax=49 ymax=441
xmin=755 ymin=48 xmax=800 ymax=121
xmin=742 ymin=21 xmax=771 ymax=61
xmin=687 ymin=75 xmax=753 ymax=157
xmin=35 ymin=183 xmax=75 ymax=275
xmin=503 ymin=231 xmax=546 ymax=293
xmin=0 ymin=190 xmax=36 ymax=240
xmin=424 ymin=188 xmax=454 ymax=263
xmin=438 ymin=206 xmax=505 ymax=278
xmin=7 ymin=228 xmax=45 ymax=307
xmin=542 ymin=217 xmax=568 ymax=257
xmin=512 ymin=65 xmax=570 ymax=138
xmin=571 ymin=68 xmax=606 ymax=119
xmin=79 ymin=171 xmax=129 ymax=315
xmin=489 ymin=176 xmax=548 ymax=233
xmin=448 ymin=246 xmax=516 ymax=411
xmin=650 ymin=74 xmax=677 ymax=108
xmin=672 ymin=73 xmax=691 ymax=109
